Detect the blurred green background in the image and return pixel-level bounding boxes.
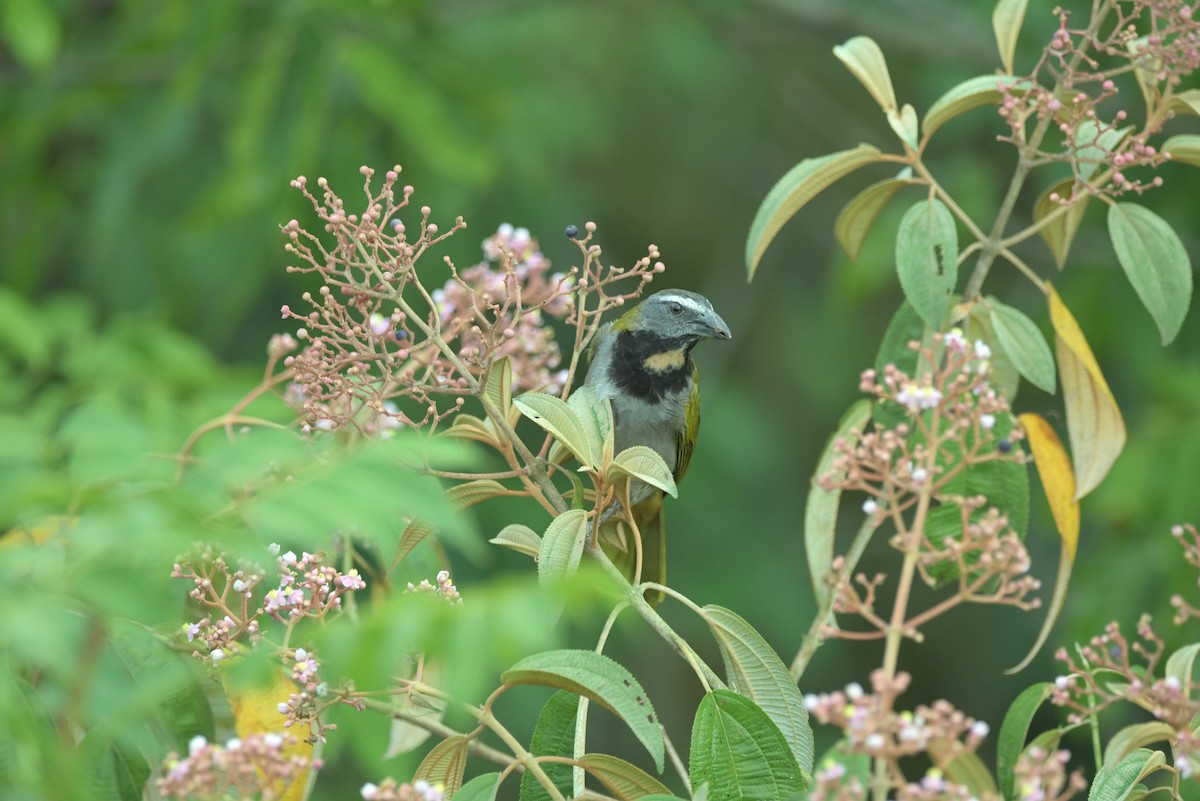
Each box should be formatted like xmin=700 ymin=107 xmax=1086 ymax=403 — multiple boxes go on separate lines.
xmin=4 ymin=0 xmax=1200 ymax=796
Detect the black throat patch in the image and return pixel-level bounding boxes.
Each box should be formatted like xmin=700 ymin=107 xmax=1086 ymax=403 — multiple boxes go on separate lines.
xmin=609 ymin=330 xmax=694 ymax=403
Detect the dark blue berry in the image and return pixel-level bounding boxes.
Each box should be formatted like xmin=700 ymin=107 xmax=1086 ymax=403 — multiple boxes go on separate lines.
xmin=997 ymin=439 xmax=1013 ymax=453
xmin=565 ymin=224 xmax=579 ymax=239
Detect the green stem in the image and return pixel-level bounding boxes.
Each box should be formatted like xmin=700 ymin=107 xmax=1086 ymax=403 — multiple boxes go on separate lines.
xmin=790 ymin=517 xmax=880 ymax=681
xmin=590 ymin=551 xmax=725 ymax=691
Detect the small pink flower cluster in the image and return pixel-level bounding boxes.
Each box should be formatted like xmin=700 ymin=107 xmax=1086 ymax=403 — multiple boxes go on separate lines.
xmin=996 ymin=1 xmax=1200 ymax=198
xmin=1170 ymin=523 xmax=1200 ymax=623
xmin=158 ymin=733 xmax=319 ymax=801
xmin=1012 ymin=747 xmax=1086 ymax=801
xmin=432 ymin=223 xmax=574 ymax=394
xmin=172 ymin=543 xmax=367 ymax=663
xmin=277 ymin=166 xmax=666 ymax=436
xmin=1052 ymin=614 xmax=1200 ymax=774
xmin=820 ymin=333 xmax=1034 ymax=639
xmin=360 ymin=778 xmax=445 ymax=801
xmin=406 ymin=570 xmax=462 ymax=605
xmin=804 ymin=671 xmax=990 ymax=766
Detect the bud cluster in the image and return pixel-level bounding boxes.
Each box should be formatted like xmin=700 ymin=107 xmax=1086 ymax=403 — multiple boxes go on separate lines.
xmin=1051 ymin=615 xmax=1200 ymax=776
xmin=277 ymin=167 xmax=665 ymax=437
xmin=805 ymin=670 xmax=991 ymax=800
xmin=820 ymin=332 xmax=1036 ymax=640
xmin=172 ymin=543 xmax=367 ymax=664
xmin=997 ymin=1 xmax=1200 ymax=198
xmin=158 ymin=733 xmax=319 ymax=801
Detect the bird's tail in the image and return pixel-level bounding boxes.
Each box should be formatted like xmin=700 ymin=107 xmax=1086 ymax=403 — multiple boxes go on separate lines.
xmin=597 ymin=493 xmax=666 ymax=606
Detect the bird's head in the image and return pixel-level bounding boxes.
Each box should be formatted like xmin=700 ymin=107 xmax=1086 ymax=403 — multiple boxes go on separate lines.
xmin=612 ymin=290 xmax=732 ymax=344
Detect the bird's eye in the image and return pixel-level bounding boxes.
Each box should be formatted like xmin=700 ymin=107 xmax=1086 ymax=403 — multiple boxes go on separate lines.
xmin=669 ymin=302 xmax=684 ymax=315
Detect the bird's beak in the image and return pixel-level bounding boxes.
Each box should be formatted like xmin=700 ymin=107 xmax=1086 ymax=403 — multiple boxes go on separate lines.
xmin=699 ymin=310 xmax=732 ymax=341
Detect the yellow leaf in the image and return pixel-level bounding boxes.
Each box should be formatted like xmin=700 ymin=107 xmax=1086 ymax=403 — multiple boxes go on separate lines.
xmin=1008 ymin=415 xmax=1078 ymax=674
xmin=225 ymin=672 xmax=314 ymax=801
xmin=1019 ymin=413 xmax=1080 ymax=558
xmin=1046 ymin=284 xmax=1126 ymax=500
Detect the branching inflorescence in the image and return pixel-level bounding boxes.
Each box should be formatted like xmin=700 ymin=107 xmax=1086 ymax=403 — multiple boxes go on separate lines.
xmin=819 ymin=331 xmax=1038 ymax=645
xmin=276 ymin=166 xmax=664 ymax=438
xmin=998 ymin=0 xmax=1200 ymax=200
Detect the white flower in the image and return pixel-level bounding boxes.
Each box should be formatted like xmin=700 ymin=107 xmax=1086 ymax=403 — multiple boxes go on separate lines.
xmin=188 ymin=735 xmax=208 ymax=756
xmin=974 ymin=340 xmax=992 ymax=359
xmin=980 ymin=414 xmax=996 ymax=430
xmin=863 ymin=499 xmax=879 ymax=515
xmin=361 ymin=783 xmax=379 ymax=800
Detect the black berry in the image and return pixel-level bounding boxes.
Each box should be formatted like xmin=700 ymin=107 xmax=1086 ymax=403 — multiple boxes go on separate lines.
xmin=565 ymin=224 xmax=579 ymax=239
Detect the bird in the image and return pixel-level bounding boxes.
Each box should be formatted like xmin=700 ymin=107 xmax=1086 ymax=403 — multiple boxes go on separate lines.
xmin=577 ymin=289 xmax=731 ymax=597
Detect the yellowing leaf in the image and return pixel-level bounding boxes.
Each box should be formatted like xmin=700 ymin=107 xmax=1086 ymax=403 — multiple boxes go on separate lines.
xmin=1046 ymin=284 xmax=1125 ymax=500
xmin=225 ymin=672 xmax=314 ymax=801
xmin=833 ymin=36 xmax=897 ymax=111
xmin=746 ymin=144 xmax=882 ymax=278
xmin=834 ymin=177 xmax=910 ymax=262
xmin=1019 ymin=413 xmax=1079 ymax=557
xmin=1033 ymin=179 xmax=1088 ymax=270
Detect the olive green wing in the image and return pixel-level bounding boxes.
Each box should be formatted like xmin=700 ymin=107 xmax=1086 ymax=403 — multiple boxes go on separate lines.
xmin=673 ymin=365 xmax=701 ymax=484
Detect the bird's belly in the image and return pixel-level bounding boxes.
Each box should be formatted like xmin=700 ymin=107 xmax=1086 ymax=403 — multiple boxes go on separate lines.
xmin=610 ymin=397 xmax=681 ymax=473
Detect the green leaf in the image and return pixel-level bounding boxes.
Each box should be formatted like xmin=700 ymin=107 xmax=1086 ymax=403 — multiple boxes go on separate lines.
xmin=538 ymin=510 xmax=589 ymax=588
xmin=1089 ymin=749 xmax=1166 ymax=801
xmin=413 ymin=735 xmax=469 ymax=799
xmin=579 ymin=754 xmax=672 ymax=799
xmin=987 ymin=298 xmax=1056 ymax=394
xmin=805 ymin=400 xmax=872 ymax=609
xmin=503 ymin=650 xmax=664 ymax=772
xmin=1107 ymin=203 xmax=1193 ymax=345
xmin=689 ymin=690 xmax=806 ymax=800
xmin=942 ymin=751 xmax=998 ymax=799
xmin=700 ymin=606 xmax=814 ymax=775
xmin=79 ymin=732 xmax=150 ymax=801
xmin=483 ymin=356 xmax=514 ymax=417
xmin=1033 ymin=179 xmax=1089 ymax=269
xmin=874 ymin=300 xmax=926 ymax=376
xmin=966 ymin=305 xmax=1021 ymax=401
xmin=609 ymin=446 xmax=678 ymax=499
xmin=1166 ymin=91 xmax=1200 ymax=117
xmin=558 ymin=383 xmax=615 ymax=470
xmin=516 ymin=392 xmax=597 ymax=469
xmin=924 ymin=76 xmax=1028 ymax=139
xmin=107 ymin=620 xmax=215 ymax=752
xmin=835 ymin=177 xmax=910 ymax=262
xmin=446 ymin=479 xmax=510 ymax=510
xmin=997 ymin=682 xmax=1051 ymax=801
xmin=895 ymin=199 xmax=959 ymax=329
xmin=1163 ymin=133 xmax=1200 ymax=167
xmin=1075 ymin=122 xmax=1131 ymax=180
xmin=443 ymin=414 xmax=500 ymax=448
xmin=456 ymin=772 xmax=502 ymax=801
xmin=490 ymin=523 xmax=542 ymax=559
xmin=992 ymin=0 xmax=1029 ymax=74
xmin=520 ymin=692 xmax=579 ymax=801
xmin=1165 ymin=643 xmax=1200 ymax=690
xmin=833 ymin=36 xmax=897 ymax=111
xmin=746 ymin=144 xmax=882 ymax=278
xmin=0 ymin=0 xmax=61 ymax=71
xmin=887 ymin=103 xmax=919 ymax=149
xmin=1103 ymin=722 xmax=1176 ymax=767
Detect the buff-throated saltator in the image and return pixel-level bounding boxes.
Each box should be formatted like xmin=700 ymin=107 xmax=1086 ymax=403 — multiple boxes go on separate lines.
xmin=578 ymin=289 xmax=731 ymax=594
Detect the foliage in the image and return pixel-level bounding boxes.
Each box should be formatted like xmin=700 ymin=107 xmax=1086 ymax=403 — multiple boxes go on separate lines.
xmin=4 ymin=2 xmax=1200 ymax=801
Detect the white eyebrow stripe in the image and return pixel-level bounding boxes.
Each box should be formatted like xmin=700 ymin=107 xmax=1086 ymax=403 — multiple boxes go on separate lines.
xmin=659 ymin=294 xmax=707 ymax=314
